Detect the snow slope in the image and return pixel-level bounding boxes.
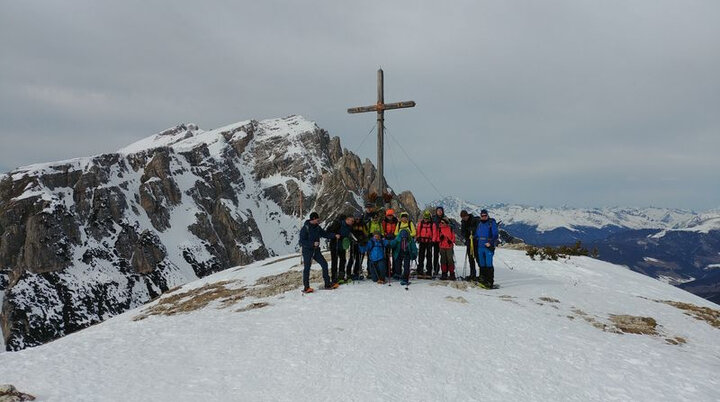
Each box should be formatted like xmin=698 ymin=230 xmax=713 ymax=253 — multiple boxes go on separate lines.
xmin=1 ymin=249 xmax=718 ymax=401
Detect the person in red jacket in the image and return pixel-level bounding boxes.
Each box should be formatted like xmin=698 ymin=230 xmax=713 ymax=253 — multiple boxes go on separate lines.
xmin=437 ymin=217 xmax=456 ymax=280
xmin=415 ymin=210 xmax=437 ymax=278
xmin=382 ymin=209 xmax=399 ymax=278
xmin=431 ymin=206 xmax=446 ymax=277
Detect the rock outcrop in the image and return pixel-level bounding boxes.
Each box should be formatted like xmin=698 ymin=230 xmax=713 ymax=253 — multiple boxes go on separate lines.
xmin=0 ymin=115 xmax=419 ymax=350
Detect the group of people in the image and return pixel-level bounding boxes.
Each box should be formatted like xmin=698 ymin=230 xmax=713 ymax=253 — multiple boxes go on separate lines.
xmin=298 ymin=204 xmax=499 ymax=293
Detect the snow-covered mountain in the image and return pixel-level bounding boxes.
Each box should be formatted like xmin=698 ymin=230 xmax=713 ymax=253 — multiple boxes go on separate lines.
xmin=0 ymin=248 xmax=717 ymax=401
xmin=0 ymin=115 xmax=419 ymax=351
xmin=430 ymin=197 xmax=720 ymax=304
xmin=429 ymin=196 xmax=697 ymax=233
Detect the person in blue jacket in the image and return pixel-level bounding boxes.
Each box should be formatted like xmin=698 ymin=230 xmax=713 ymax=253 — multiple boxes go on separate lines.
xmin=359 ymin=231 xmax=390 ymax=284
xmin=299 ymin=212 xmax=340 ymax=293
xmin=474 ymin=209 xmax=499 ymax=288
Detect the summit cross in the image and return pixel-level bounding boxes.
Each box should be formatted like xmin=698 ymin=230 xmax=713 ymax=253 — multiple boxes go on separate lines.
xmin=347 ymin=69 xmax=415 ymax=204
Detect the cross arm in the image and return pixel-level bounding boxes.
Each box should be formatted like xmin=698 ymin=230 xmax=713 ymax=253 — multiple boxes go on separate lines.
xmin=347 ymin=101 xmax=416 ymax=114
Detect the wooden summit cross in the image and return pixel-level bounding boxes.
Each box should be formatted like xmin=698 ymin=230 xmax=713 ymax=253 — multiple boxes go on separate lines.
xmin=348 ymin=69 xmax=415 ymax=205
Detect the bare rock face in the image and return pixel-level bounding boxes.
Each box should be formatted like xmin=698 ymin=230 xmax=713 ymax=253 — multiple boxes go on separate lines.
xmin=0 ymin=115 xmax=420 ymax=351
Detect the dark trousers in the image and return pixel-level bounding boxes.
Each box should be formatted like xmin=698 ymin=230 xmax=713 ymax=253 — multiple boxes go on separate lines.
xmin=346 ymin=243 xmax=363 ymax=278
xmin=330 ymin=240 xmax=347 ymax=283
xmin=368 ymin=260 xmax=386 ymax=282
xmin=302 ymin=247 xmax=330 ymax=289
xmin=432 ymin=242 xmax=440 ymax=275
xmin=465 ymin=241 xmax=477 ymax=278
xmin=417 ymin=242 xmax=433 ymax=274
xmin=394 ymin=252 xmax=411 ymax=280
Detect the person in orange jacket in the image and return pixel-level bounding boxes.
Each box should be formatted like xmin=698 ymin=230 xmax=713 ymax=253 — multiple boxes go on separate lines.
xmin=437 ymin=217 xmax=456 ymax=280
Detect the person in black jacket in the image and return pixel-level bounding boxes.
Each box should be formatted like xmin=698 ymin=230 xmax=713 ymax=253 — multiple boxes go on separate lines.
xmin=327 ymin=214 xmax=355 ymax=284
xmin=299 ymin=212 xmax=340 ymax=293
xmin=460 ymin=210 xmax=481 ymax=281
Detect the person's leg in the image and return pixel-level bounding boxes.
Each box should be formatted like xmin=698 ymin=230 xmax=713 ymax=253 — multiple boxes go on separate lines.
xmin=417 ymin=242 xmax=426 ymax=275
xmin=467 ymin=246 xmax=477 ymax=279
xmin=403 ymin=253 xmax=411 ymax=281
xmin=302 ymin=248 xmax=314 ymax=289
xmin=329 ymin=240 xmax=339 ymax=284
xmin=346 ymin=246 xmax=356 ymax=278
xmin=338 ymin=248 xmax=347 ymax=282
xmin=432 ymin=242 xmax=440 ymax=276
xmin=314 ymin=252 xmax=331 ymax=287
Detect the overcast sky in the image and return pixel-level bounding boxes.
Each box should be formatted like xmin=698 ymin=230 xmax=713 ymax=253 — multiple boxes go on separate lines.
xmin=1 ymin=0 xmax=719 ymax=210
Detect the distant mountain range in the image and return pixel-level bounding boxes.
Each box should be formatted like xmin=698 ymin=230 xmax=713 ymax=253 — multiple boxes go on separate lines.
xmin=429 ymin=196 xmax=720 ymax=304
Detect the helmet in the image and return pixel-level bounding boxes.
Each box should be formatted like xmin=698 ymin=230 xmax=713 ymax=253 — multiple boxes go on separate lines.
xmin=386 ymin=209 xmax=395 ymax=217
xmin=423 ymin=210 xmax=431 ymax=219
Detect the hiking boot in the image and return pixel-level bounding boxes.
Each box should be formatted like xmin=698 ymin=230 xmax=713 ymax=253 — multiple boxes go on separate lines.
xmin=302 ymin=287 xmax=314 ymax=293
xmin=449 ymin=272 xmax=456 ymax=281
xmin=377 ymin=279 xmax=385 ymax=284
xmin=324 ymin=283 xmax=339 ymax=290
xmin=400 ymin=279 xmax=409 ymax=286
xmin=440 ymin=272 xmax=448 ymax=280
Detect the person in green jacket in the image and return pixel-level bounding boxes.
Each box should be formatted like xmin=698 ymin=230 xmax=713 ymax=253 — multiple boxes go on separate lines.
xmin=392 ymin=225 xmax=418 ymax=285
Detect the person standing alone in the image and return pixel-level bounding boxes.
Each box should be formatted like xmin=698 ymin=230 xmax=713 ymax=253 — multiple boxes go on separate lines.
xmin=474 ymin=209 xmax=498 ymax=288
xmin=299 ymin=212 xmax=340 ymax=293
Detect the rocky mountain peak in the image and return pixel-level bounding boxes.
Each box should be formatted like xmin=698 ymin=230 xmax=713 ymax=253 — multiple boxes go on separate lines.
xmin=0 ymin=115 xmax=419 ymax=351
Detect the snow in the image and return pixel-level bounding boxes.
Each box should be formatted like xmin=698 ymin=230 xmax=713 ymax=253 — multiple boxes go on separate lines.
xmin=432 ymin=197 xmax=698 ymax=232
xmin=1 ymin=249 xmax=718 ymax=401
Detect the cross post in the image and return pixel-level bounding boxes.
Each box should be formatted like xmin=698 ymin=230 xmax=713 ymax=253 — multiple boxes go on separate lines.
xmin=348 ymin=69 xmax=415 ymax=205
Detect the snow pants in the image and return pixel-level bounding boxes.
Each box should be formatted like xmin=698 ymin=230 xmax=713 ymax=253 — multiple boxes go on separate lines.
xmin=302 ymin=247 xmax=331 ymax=289
xmin=329 ymin=239 xmax=347 ymax=283
xmin=394 ymin=251 xmax=412 ymax=280
xmin=367 ymin=260 xmax=387 ymax=282
xmin=417 ymin=241 xmax=433 ymax=275
xmin=477 ymin=247 xmax=494 ymax=287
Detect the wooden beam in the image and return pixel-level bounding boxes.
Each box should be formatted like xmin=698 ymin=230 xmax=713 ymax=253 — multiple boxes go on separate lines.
xmin=347 ymin=101 xmax=415 ymax=114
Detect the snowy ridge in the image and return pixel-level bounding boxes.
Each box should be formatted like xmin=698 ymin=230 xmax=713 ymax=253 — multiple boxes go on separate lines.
xmin=1 ymin=115 xmax=395 ymax=351
xmin=0 ymin=249 xmax=718 ymax=401
xmin=431 ymin=196 xmax=699 ymax=232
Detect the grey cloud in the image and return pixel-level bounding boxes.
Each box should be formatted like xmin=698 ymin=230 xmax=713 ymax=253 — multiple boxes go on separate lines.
xmin=1 ymin=0 xmax=719 ymax=209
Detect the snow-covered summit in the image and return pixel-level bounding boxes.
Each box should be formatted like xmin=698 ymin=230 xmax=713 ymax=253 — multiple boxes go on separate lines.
xmin=118 ymin=115 xmax=318 ymax=156
xmin=1 ymin=248 xmax=717 ymax=401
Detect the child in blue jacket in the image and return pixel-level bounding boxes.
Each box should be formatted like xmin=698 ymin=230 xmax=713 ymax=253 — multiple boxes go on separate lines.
xmin=360 ymin=232 xmax=390 ymax=284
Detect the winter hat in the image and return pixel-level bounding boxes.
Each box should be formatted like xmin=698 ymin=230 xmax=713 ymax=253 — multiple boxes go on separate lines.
xmin=480 ymin=209 xmax=489 ymax=216
xmin=400 ymin=212 xmax=409 ymax=218
xmin=386 ymin=209 xmax=395 ymax=217
xmin=460 ymin=210 xmax=469 ymax=217
xmin=436 ymin=206 xmax=445 ymax=215
xmin=423 ymin=210 xmax=431 ymax=219
xmin=309 ymin=212 xmax=319 ymax=220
